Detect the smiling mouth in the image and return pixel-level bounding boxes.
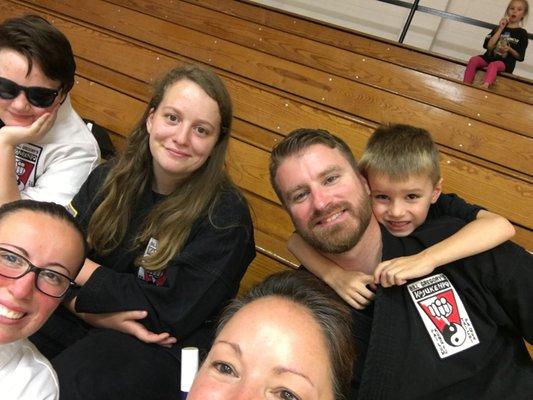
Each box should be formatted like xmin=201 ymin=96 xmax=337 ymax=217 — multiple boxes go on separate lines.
xmin=8 ymin=111 xmax=33 ymax=120
xmin=166 ymin=147 xmax=190 ymax=158
xmin=315 ymin=209 xmax=346 ymax=227
xmin=0 ymin=304 xmax=25 ymax=320
xmin=386 ymin=220 xmax=410 ymax=228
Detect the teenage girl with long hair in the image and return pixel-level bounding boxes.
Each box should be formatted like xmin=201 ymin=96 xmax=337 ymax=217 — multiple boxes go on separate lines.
xmin=31 ymin=64 xmax=255 ymax=400
xmin=463 ymin=0 xmax=529 ymax=88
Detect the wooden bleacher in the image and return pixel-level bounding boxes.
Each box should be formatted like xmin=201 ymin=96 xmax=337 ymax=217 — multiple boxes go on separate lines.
xmin=183 ymin=0 xmax=533 ymax=105
xmin=3 ymin=0 xmax=531 ymax=298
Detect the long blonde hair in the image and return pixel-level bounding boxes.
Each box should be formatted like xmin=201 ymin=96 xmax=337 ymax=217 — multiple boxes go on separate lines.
xmin=87 ymin=64 xmax=236 ymax=271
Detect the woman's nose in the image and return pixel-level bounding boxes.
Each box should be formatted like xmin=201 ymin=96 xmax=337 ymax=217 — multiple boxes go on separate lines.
xmin=7 ymin=272 xmax=36 ymax=300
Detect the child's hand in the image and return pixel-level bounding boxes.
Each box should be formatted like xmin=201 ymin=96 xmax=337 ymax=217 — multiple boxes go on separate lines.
xmin=499 ymin=44 xmax=511 ymax=53
xmin=329 ymin=268 xmax=376 ymax=310
xmin=499 ymin=17 xmax=509 ymax=28
xmin=0 ymin=110 xmax=57 ymax=147
xmin=374 ymin=252 xmax=436 ymax=287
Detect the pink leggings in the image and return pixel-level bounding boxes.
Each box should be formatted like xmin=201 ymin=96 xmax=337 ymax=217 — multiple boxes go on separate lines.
xmin=463 ymin=56 xmax=506 ymax=85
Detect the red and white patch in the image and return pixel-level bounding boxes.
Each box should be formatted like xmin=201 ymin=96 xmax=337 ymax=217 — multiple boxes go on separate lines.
xmin=14 ymin=143 xmax=42 ymax=190
xmin=137 ymin=237 xmax=167 ymax=286
xmin=407 ymin=274 xmax=479 ymax=358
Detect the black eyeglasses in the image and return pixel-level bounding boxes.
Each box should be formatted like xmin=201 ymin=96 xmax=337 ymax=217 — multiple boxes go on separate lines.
xmin=0 ymin=247 xmax=78 ymax=298
xmin=0 ymin=77 xmax=59 ymax=108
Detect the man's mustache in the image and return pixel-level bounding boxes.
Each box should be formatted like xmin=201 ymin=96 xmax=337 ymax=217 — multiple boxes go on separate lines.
xmin=309 ymin=201 xmax=353 ymax=228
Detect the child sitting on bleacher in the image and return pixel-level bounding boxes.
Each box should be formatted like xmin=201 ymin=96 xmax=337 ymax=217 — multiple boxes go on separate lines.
xmin=288 ymin=124 xmax=515 ymax=309
xmin=463 ymin=0 xmax=529 ymax=89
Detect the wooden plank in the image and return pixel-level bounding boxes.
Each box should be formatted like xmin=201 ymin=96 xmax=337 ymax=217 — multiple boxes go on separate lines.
xmin=9 ymin=0 xmax=533 ymax=175
xmin=71 ymin=72 xmax=533 ymax=250
xmin=70 ymin=76 xmax=144 ymax=137
xmin=238 ymin=252 xmax=291 ymax=295
xmin=245 ymin=192 xmax=295 ymax=245
xmin=68 ymin=70 xmax=533 ymax=238
xmin=181 ymin=0 xmax=533 ymax=105
xmin=7 ymin=0 xmax=530 ymax=243
xmin=105 ymin=0 xmax=533 ymax=138
xmin=253 ymin=229 xmax=298 ymax=268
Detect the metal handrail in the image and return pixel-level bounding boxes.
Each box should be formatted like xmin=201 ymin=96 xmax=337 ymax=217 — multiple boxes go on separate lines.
xmin=378 ymin=0 xmax=533 ymax=42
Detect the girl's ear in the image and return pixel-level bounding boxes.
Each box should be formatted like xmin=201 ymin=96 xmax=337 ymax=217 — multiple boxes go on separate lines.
xmin=431 ymin=178 xmax=443 ymax=204
xmin=146 ymin=107 xmax=155 ymax=134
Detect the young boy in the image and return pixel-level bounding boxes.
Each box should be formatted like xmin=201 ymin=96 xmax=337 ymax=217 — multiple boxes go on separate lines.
xmin=0 ymin=15 xmax=100 ymax=206
xmin=288 ymin=123 xmax=515 ymax=309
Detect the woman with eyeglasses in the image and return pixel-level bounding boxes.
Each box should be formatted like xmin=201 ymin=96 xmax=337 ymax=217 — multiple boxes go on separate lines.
xmin=0 ymin=15 xmax=100 ymax=207
xmin=30 ymin=64 xmax=256 ymax=400
xmin=0 ymin=200 xmax=86 ymax=400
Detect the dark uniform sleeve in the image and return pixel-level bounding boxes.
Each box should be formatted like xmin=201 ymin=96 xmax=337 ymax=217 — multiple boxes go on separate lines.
xmin=512 ymin=28 xmax=528 ymax=61
xmin=74 ymin=191 xmax=255 ymax=340
xmin=483 ymin=27 xmax=498 ymax=50
xmin=68 ymin=162 xmax=111 ymax=234
xmin=429 ymin=193 xmax=483 ymax=223
xmin=484 ymin=241 xmax=533 ymax=343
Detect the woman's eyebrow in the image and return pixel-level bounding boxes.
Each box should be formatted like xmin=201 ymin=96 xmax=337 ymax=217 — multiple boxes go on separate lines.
xmin=215 ymin=340 xmax=242 ymax=357
xmin=0 ymin=242 xmax=70 ymax=274
xmin=273 ymin=366 xmax=314 ymax=387
xmin=0 ymin=243 xmax=29 ymax=256
xmin=160 ymin=106 xmax=216 ymax=129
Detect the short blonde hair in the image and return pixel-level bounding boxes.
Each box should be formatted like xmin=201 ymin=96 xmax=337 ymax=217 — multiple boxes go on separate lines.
xmin=358 ymin=124 xmax=441 ymax=184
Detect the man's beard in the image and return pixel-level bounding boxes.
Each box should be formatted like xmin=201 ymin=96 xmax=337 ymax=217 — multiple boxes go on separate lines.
xmin=295 ymin=197 xmax=372 ymax=254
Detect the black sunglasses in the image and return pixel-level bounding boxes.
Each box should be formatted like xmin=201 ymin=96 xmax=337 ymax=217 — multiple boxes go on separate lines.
xmin=0 ymin=77 xmax=59 ymax=108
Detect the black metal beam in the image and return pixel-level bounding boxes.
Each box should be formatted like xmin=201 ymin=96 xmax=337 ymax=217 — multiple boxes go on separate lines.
xmin=399 ymin=0 xmax=419 ymax=43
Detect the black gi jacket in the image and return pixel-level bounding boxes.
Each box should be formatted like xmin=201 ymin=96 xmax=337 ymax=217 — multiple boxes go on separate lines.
xmin=71 ymin=163 xmax=255 ymax=357
xmin=353 ymin=219 xmax=533 ymax=399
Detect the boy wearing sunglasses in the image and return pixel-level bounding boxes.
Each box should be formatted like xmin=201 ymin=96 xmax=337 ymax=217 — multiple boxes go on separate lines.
xmin=0 ymin=15 xmax=100 ymax=207
xmin=0 ymin=200 xmax=86 ymax=400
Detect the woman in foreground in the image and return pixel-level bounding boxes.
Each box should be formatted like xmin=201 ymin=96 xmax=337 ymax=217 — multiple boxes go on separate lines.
xmin=188 ymin=270 xmax=355 ymax=400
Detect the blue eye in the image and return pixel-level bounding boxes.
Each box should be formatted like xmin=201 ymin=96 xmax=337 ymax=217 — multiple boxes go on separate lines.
xmin=0 ymin=250 xmax=25 ymax=268
xmin=39 ymin=269 xmax=65 ymax=286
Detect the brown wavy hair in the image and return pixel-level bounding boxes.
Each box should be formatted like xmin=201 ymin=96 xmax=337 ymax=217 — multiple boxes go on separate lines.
xmin=87 ymin=64 xmax=235 ymax=270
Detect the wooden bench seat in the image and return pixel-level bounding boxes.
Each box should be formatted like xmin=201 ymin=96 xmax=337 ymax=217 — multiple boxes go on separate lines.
xmin=179 ymin=0 xmax=533 ymax=105
xmin=18 ymin=0 xmax=533 ymax=178
xmin=4 ymin=0 xmax=530 ymax=249
xmin=5 ymin=0 xmax=531 ymax=357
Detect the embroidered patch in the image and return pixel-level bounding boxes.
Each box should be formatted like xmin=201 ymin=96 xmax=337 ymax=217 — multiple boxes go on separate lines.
xmin=407 ymin=274 xmax=479 ymax=358
xmin=137 ymin=238 xmax=167 ymax=286
xmin=15 ymin=143 xmax=42 ymax=190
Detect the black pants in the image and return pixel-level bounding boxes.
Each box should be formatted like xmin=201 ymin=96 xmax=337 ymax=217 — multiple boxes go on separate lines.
xmin=30 ymin=306 xmax=179 ymax=400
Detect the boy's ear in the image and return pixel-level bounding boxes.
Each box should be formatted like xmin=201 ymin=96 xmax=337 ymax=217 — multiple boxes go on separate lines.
xmin=431 ymin=178 xmax=443 ymax=203
xmin=58 ymin=91 xmax=68 ymax=105
xmin=357 ymin=173 xmax=371 ymax=196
